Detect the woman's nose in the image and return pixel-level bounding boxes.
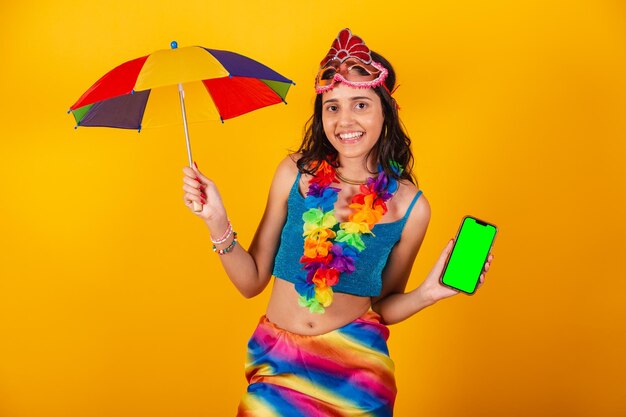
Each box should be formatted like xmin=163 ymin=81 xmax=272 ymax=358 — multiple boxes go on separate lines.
xmin=337 ymin=109 xmax=355 ymax=127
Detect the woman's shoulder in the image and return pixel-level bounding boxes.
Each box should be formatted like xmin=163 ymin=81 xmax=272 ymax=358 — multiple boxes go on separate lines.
xmin=269 ymin=153 xmax=302 ymax=198
xmin=276 ymin=152 xmax=302 ymax=174
xmin=393 ymin=179 xmax=430 ymax=223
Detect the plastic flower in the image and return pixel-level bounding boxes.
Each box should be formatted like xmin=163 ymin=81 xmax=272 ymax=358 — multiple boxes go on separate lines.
xmin=300 ymin=254 xmax=331 ymax=268
xmin=390 ymin=160 xmax=403 ymax=176
xmin=383 ymin=178 xmax=398 ymax=197
xmin=295 ymin=280 xmax=316 ymax=300
xmin=295 ymin=279 xmax=327 ymax=314
xmin=303 ymin=261 xmax=328 ymax=281
xmin=328 ymin=243 xmax=358 ymax=273
xmin=362 ymin=163 xmax=401 ymax=198
xmin=314 ymin=286 xmax=333 ymax=307
xmin=366 ymin=173 xmax=387 ymax=195
xmin=335 ymin=229 xmax=367 ymax=251
xmin=303 ymin=238 xmax=333 ymax=258
xmin=309 ymin=160 xmax=338 ymax=188
xmin=349 ymin=193 xmax=384 ymax=228
xmin=372 ymin=198 xmax=388 ymax=215
xmin=298 ymin=295 xmax=325 ymax=314
xmin=302 ymin=208 xmax=337 ymax=238
xmin=350 ymin=191 xmax=388 ymax=214
xmin=308 ymin=182 xmax=341 ymax=197
xmin=312 ymin=268 xmax=340 ymax=288
xmin=305 ymin=186 xmax=340 ymax=212
xmin=340 ymin=221 xmax=372 ymax=235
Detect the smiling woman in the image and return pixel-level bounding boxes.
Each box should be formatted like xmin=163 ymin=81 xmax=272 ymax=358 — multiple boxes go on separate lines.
xmin=181 ymin=28 xmax=494 ymax=416
xmin=297 ymin=48 xmax=413 ymax=188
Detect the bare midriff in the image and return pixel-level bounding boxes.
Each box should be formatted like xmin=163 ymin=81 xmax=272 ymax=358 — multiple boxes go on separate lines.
xmin=265 ymin=277 xmax=372 ymax=336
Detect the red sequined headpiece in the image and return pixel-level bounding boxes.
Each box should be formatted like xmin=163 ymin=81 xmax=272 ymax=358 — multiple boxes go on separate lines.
xmin=320 ymin=28 xmax=373 ymax=67
xmin=315 ymin=28 xmax=388 ymax=94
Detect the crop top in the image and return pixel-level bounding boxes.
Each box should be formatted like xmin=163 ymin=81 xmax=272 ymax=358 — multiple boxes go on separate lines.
xmin=272 ymin=171 xmax=423 ymax=297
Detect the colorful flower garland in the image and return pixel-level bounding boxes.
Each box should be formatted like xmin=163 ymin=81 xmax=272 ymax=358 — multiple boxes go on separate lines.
xmin=295 ymin=158 xmax=403 ymax=314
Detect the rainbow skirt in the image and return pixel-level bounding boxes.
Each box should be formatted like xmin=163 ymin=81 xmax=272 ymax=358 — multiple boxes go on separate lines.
xmin=236 ymin=311 xmax=396 ymax=416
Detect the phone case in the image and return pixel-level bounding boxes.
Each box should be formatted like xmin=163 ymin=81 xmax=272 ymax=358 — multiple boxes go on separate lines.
xmin=440 ymin=215 xmax=498 ymax=295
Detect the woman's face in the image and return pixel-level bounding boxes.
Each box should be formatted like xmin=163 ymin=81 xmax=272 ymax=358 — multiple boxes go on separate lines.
xmin=321 ymin=83 xmax=384 ymax=164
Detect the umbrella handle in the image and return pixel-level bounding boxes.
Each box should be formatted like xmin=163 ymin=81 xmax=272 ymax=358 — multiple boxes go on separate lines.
xmin=178 ymin=82 xmax=203 ymax=213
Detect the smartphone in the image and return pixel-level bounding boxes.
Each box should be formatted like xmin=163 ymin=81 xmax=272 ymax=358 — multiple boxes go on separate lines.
xmin=440 ymin=216 xmax=498 ymax=295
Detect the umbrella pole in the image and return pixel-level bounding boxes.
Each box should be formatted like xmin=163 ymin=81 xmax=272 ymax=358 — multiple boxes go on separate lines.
xmin=178 ymin=82 xmax=202 ymax=212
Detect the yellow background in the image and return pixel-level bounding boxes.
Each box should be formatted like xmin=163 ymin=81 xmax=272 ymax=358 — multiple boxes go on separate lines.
xmin=1 ymin=0 xmax=625 ymax=416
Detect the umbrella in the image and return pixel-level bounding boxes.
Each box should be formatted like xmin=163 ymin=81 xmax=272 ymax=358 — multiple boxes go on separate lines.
xmin=68 ymin=41 xmax=294 ymax=211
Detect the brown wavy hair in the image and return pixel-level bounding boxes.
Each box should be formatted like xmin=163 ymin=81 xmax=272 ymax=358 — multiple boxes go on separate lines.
xmin=294 ymin=51 xmax=417 ymax=186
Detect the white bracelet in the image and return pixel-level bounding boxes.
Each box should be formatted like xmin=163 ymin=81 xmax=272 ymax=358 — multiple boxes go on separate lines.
xmin=211 ymin=220 xmax=233 ymax=245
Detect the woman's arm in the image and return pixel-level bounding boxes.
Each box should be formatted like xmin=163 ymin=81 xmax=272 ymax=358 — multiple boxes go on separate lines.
xmin=182 ymin=155 xmax=299 ymax=298
xmin=371 ymin=191 xmax=493 ymax=324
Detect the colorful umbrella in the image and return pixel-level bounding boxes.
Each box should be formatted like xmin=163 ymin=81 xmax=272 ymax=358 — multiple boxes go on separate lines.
xmin=69 ymin=41 xmax=294 ymax=211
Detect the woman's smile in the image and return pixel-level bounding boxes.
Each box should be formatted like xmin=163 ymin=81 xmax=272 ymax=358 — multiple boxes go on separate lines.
xmin=337 ymin=131 xmax=364 ymax=143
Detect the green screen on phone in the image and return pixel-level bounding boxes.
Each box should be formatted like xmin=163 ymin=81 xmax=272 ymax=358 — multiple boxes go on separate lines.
xmin=441 ymin=216 xmax=497 ymax=294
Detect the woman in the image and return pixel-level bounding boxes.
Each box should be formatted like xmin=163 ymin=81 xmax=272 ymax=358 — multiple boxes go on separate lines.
xmin=182 ymin=28 xmax=494 ymax=417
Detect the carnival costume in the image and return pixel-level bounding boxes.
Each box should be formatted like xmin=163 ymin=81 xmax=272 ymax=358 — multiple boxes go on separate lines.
xmin=236 ymin=29 xmax=423 ymax=417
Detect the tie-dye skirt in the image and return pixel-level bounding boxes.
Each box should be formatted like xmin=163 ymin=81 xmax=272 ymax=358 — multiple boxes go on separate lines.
xmin=236 ymin=310 xmax=396 ymax=417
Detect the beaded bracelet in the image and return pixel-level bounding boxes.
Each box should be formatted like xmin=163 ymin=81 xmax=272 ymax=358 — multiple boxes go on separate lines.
xmin=212 ymin=232 xmax=238 ymax=255
xmin=210 ymin=220 xmax=233 ymax=245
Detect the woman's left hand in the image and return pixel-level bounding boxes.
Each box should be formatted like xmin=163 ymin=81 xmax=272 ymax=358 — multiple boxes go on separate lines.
xmin=419 ymin=239 xmax=494 ymax=304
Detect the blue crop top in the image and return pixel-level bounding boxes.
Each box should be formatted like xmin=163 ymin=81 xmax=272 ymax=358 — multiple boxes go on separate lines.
xmin=272 ymin=171 xmax=423 ymax=297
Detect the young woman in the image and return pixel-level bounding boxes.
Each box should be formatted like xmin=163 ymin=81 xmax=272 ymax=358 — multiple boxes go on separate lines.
xmin=182 ymin=28 xmax=494 ymax=417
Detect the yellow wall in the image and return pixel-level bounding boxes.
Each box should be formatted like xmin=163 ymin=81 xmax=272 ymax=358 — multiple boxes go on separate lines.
xmin=1 ymin=1 xmax=625 ymax=416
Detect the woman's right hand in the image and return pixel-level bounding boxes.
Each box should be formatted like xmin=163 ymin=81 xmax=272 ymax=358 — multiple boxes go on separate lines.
xmin=182 ymin=162 xmax=227 ymax=225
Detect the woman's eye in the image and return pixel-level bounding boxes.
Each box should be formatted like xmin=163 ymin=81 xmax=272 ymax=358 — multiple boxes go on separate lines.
xmin=326 ymin=105 xmax=338 ymax=112
xmin=355 ymin=102 xmax=367 ymax=110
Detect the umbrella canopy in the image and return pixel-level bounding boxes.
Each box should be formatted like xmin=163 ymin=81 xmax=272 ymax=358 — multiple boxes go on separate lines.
xmin=69 ymin=41 xmax=294 ymax=213
xmin=69 ymin=42 xmax=294 ymax=130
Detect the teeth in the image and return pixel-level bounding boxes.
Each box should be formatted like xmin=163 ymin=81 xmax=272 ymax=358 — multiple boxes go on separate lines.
xmin=339 ymin=132 xmax=363 ymax=140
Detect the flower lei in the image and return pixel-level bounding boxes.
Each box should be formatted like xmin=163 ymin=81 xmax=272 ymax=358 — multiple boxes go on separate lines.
xmin=295 ymin=158 xmax=403 ymax=314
